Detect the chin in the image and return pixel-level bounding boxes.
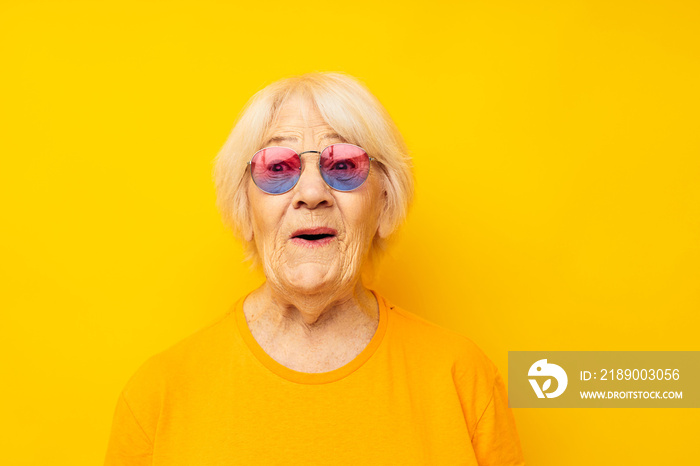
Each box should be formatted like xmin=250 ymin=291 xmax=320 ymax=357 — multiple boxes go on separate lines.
xmin=284 ymin=264 xmax=339 ymax=292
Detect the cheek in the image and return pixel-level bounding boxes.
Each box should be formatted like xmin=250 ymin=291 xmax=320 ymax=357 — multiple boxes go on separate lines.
xmin=249 ymin=193 xmax=286 ymax=239
xmin=343 ymin=195 xmax=381 ymax=238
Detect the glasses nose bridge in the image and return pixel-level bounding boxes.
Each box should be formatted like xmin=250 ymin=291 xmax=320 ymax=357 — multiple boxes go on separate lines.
xmin=296 ymin=149 xmax=326 ymax=187
xmin=298 ymin=149 xmax=322 ymax=166
xmin=298 ymin=149 xmax=321 ymax=157
xmin=297 ymin=149 xmax=323 ymax=173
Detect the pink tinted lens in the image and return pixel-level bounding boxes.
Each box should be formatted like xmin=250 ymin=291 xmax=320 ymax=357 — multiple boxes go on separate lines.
xmin=320 ymin=144 xmax=371 ymax=191
xmin=250 ymin=147 xmax=301 ymax=194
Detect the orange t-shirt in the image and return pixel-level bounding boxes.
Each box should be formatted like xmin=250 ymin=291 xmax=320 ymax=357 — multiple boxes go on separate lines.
xmin=104 ymin=289 xmax=524 ymax=465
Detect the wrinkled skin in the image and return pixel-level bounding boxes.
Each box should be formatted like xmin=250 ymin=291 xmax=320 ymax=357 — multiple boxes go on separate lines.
xmin=241 ymin=94 xmax=392 ymax=371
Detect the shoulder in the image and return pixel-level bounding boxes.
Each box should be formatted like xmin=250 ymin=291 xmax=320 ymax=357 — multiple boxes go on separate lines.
xmin=120 ymin=308 xmax=236 ymax=409
xmin=385 ymin=297 xmax=498 ymax=392
xmin=384 ymin=298 xmax=502 ymax=435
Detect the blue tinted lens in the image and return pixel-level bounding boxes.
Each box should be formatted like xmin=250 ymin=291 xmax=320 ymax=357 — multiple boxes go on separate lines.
xmin=319 ymin=144 xmax=371 ymax=191
xmin=249 ymin=147 xmax=301 ymax=194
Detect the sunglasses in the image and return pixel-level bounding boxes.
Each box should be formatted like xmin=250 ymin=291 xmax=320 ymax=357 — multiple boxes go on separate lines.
xmin=247 ymin=143 xmax=375 ymax=195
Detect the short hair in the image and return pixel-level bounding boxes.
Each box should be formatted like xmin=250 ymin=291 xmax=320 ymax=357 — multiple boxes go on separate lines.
xmin=211 ymin=72 xmax=415 ymax=275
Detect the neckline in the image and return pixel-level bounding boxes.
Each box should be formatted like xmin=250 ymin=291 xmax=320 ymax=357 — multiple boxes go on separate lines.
xmin=233 ymin=288 xmax=389 ymax=385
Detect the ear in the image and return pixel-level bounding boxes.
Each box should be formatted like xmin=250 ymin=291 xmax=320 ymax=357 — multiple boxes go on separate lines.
xmin=242 ymin=187 xmax=254 ymax=242
xmin=244 ymin=223 xmax=254 ymax=242
xmin=242 ymin=210 xmax=255 ymax=242
xmin=376 ymin=190 xmax=392 ymax=239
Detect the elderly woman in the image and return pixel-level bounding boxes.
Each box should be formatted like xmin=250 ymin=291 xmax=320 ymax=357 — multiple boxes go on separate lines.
xmin=105 ymin=72 xmax=524 ymax=465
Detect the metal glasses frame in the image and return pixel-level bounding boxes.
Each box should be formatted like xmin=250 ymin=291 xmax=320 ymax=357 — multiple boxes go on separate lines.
xmin=246 ymin=142 xmax=375 ymax=195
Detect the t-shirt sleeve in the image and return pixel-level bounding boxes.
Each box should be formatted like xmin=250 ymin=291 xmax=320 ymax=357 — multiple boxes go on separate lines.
xmin=104 ymin=392 xmax=154 ymax=465
xmin=452 ymin=339 xmax=525 ymax=466
xmin=104 ymin=356 xmax=164 ymax=466
xmin=470 ymin=370 xmax=525 ymax=466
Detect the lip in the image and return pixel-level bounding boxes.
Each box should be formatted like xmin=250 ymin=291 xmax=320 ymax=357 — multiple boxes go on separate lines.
xmin=289 ymin=227 xmax=338 ymax=249
xmin=290 ymin=227 xmax=338 ymax=238
xmin=290 ymin=235 xmax=336 ymax=248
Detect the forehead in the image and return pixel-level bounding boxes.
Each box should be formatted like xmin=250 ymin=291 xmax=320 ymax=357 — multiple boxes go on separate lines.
xmin=261 ymin=93 xmax=344 ymax=149
xmin=272 ymin=93 xmax=329 ymax=128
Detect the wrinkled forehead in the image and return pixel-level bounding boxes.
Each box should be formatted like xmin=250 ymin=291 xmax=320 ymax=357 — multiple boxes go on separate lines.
xmin=272 ymin=91 xmax=326 ymax=127
xmin=260 ymin=88 xmax=362 ymax=152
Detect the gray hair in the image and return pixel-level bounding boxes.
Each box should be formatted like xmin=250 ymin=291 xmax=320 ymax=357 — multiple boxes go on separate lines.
xmin=212 ymin=72 xmax=415 ymax=274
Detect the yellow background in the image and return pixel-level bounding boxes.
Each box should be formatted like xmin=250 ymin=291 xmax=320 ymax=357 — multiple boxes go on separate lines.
xmin=1 ymin=0 xmax=698 ymax=464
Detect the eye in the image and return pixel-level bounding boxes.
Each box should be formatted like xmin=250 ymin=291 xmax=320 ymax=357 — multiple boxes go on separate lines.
xmin=267 ymin=160 xmax=295 ymax=172
xmin=330 ymin=159 xmax=357 ymax=170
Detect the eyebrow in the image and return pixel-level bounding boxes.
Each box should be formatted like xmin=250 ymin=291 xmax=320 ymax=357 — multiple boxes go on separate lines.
xmin=263 ymin=133 xmax=347 ymax=147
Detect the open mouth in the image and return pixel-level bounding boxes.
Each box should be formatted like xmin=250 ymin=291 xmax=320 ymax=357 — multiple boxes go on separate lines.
xmin=294 ymin=233 xmax=335 ymax=241
xmin=290 ymin=228 xmax=337 ymax=248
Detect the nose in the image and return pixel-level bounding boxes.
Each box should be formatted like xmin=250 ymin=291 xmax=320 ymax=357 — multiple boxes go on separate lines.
xmin=291 ymin=152 xmax=334 ymax=210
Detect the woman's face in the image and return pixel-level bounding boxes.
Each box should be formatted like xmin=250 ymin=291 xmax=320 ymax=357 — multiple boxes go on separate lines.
xmin=245 ymin=94 xmax=387 ymax=295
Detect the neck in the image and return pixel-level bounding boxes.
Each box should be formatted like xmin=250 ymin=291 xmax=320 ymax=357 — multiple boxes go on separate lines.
xmin=243 ymin=279 xmax=379 ymax=342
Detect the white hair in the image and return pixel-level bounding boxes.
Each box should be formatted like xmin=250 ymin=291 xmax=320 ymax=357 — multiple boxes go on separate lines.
xmin=212 ymin=72 xmax=415 ymax=274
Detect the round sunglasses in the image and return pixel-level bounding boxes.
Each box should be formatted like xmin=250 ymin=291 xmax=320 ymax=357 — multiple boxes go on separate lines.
xmin=247 ymin=143 xmax=375 ymax=195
